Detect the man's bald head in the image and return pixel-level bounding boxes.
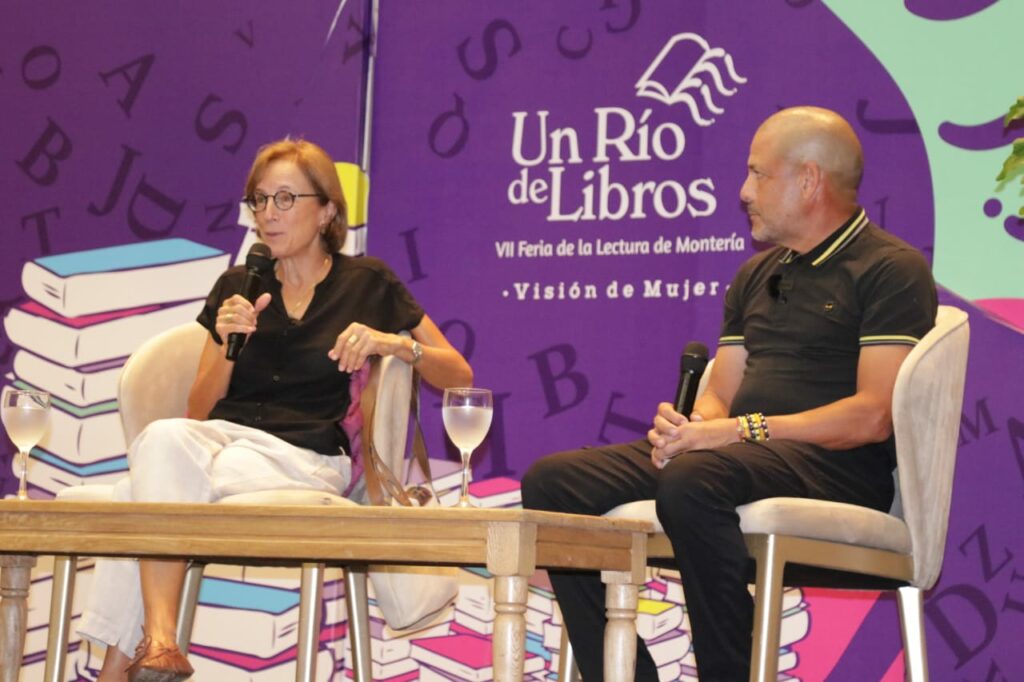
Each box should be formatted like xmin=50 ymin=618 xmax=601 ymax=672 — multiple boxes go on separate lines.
xmin=757 ymin=106 xmax=863 ymax=201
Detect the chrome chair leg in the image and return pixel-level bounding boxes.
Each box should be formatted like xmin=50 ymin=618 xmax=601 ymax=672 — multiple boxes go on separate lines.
xmin=175 ymin=562 xmax=205 ymax=651
xmin=557 ymin=622 xmax=581 ymax=682
xmin=748 ymin=535 xmax=785 ymax=682
xmin=42 ymin=555 xmax=76 ymax=682
xmin=296 ymin=562 xmax=325 ymax=682
xmin=345 ymin=566 xmax=372 ymax=682
xmin=898 ymin=586 xmax=929 ymax=682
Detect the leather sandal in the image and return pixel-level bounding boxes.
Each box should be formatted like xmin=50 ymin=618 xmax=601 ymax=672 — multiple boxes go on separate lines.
xmin=126 ymin=632 xmax=194 ymax=682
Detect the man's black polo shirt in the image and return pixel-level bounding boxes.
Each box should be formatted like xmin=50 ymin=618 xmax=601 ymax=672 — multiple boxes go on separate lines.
xmin=720 ymin=208 xmax=937 ymax=425
xmin=196 ymin=254 xmax=424 ymax=455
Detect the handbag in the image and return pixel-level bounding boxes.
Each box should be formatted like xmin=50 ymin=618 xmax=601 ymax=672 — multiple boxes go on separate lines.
xmin=355 ymin=351 xmax=460 ymax=632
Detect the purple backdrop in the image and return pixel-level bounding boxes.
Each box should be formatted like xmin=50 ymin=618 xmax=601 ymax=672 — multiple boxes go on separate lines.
xmin=367 ymin=0 xmax=932 ymax=479
xmin=1 ymin=0 xmax=1021 ymax=678
xmin=3 ymin=0 xmax=370 ymax=286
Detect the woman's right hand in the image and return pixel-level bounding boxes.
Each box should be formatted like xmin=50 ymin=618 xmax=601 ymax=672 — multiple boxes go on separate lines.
xmin=215 ymin=292 xmax=272 ymax=356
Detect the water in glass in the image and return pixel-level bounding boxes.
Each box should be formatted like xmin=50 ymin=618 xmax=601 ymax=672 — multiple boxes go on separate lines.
xmin=1 ymin=388 xmax=51 ymax=500
xmin=442 ymin=387 xmax=493 ymax=508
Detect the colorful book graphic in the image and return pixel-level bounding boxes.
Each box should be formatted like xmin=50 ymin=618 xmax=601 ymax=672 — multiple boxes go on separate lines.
xmin=440 ymin=476 xmax=522 ymax=508
xmin=453 ymin=608 xmax=494 ymax=636
xmin=524 ymin=605 xmax=549 ymax=632
xmin=25 ymin=449 xmax=127 ymax=494
xmin=541 ymin=619 xmax=562 ymax=651
xmin=637 ymin=598 xmax=684 ymax=641
xmin=320 ymin=576 xmax=353 ymax=629
xmin=777 ymin=648 xmax=798 ymax=673
xmin=345 ymin=653 xmax=418 ymax=680
xmin=656 ymin=659 xmax=681 ymax=682
xmin=440 ymin=624 xmax=553 ymax=675
xmin=343 ymin=667 xmax=419 ymax=682
xmin=189 ymin=647 xmax=335 ymax=682
xmin=455 ymin=581 xmax=493 ymax=621
xmin=777 ymin=606 xmax=810 ymax=649
xmin=6 ymin=239 xmax=227 ymax=497
xmin=527 ymin=584 xmax=554 ymax=616
xmin=21 ymin=238 xmax=229 ymax=317
xmin=410 ymin=633 xmax=546 ymax=682
xmin=189 ymin=577 xmax=304 ymax=656
xmin=4 ymin=299 xmax=203 ymax=368
xmin=420 ymin=666 xmax=465 ymax=682
xmin=470 ymin=477 xmax=522 ymax=507
xmin=12 ymin=351 xmax=124 ymax=408
xmin=645 ymin=628 xmax=692 ymax=667
xmin=405 ymin=456 xmax=465 ymax=496
xmin=341 ymin=615 xmax=450 ymax=666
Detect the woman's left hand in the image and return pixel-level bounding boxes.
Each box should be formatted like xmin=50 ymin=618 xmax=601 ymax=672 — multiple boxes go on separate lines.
xmin=329 ymin=322 xmax=401 ymax=373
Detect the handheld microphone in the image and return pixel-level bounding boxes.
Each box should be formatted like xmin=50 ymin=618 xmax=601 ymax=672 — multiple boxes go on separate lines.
xmin=226 ymin=243 xmax=273 ymax=361
xmin=673 ymin=341 xmax=709 ymax=417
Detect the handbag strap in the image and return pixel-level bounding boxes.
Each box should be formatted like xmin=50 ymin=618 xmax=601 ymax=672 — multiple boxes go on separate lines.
xmin=361 ymin=359 xmax=434 ymax=507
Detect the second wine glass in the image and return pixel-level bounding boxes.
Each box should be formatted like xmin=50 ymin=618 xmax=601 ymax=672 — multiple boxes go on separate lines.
xmin=442 ymin=387 xmax=493 ymax=508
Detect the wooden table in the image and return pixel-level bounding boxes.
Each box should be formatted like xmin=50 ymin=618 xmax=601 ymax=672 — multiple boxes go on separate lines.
xmin=0 ymin=500 xmax=650 ymax=682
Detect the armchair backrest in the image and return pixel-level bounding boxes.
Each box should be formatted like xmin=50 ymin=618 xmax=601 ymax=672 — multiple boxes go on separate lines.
xmin=891 ymin=304 xmax=970 ymax=588
xmin=116 ymin=323 xmax=412 ymax=484
xmin=357 ymin=332 xmax=413 ymax=483
xmin=694 ymin=305 xmax=970 ymax=588
xmin=118 ymin=322 xmax=208 ymax=444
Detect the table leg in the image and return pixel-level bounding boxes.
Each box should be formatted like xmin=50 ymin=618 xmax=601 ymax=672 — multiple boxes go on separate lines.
xmin=0 ymin=555 xmax=37 ymax=682
xmin=486 ymin=522 xmax=537 ymax=682
xmin=602 ymin=529 xmax=647 ymax=681
xmin=492 ymin=574 xmax=528 ymax=682
xmin=601 ymin=571 xmax=639 ymax=682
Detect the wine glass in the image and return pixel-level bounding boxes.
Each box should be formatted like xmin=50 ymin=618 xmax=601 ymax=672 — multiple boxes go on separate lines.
xmin=1 ymin=388 xmax=51 ymax=501
xmin=442 ymin=388 xmax=493 ymax=508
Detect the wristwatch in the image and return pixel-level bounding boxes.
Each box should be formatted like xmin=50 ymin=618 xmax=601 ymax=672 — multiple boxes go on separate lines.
xmin=410 ymin=340 xmax=423 ymax=364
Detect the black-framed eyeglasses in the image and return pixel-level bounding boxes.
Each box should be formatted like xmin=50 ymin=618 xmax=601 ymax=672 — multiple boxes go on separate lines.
xmin=244 ymin=190 xmax=321 ymax=212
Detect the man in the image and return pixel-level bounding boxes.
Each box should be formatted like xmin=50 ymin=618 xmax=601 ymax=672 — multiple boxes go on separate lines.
xmin=521 ymin=106 xmax=937 ymax=681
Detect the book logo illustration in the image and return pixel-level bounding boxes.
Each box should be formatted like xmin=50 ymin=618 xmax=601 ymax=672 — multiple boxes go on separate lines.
xmin=635 ymin=32 xmax=747 ymax=126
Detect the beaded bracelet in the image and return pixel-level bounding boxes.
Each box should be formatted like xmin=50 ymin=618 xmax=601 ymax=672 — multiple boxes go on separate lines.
xmin=737 ymin=413 xmax=753 ymax=440
xmin=736 ymin=412 xmax=770 ymax=442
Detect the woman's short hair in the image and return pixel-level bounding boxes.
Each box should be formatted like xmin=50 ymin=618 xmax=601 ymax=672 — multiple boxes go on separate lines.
xmin=244 ymin=139 xmax=348 ymax=253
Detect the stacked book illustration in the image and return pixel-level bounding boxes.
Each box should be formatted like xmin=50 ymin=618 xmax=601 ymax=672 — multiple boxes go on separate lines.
xmin=4 ymin=238 xmax=229 ymax=680
xmin=4 ymin=238 xmax=229 ymax=496
xmin=188 ymin=574 xmax=342 ymax=681
xmin=438 ymin=475 xmax=522 ymax=508
xmin=341 ymin=604 xmax=450 ymax=680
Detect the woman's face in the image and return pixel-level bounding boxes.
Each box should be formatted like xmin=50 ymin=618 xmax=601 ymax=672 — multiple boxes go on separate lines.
xmin=252 ymin=159 xmax=334 ymax=260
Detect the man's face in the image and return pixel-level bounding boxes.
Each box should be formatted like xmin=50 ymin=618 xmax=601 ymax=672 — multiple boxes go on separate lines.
xmin=739 ymin=129 xmax=803 ymax=246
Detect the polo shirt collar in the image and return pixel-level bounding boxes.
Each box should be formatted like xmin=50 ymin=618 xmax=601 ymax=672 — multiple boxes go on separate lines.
xmin=779 ymin=207 xmax=868 ymax=267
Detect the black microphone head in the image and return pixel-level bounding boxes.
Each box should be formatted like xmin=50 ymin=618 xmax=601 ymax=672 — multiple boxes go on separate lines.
xmin=681 ymin=341 xmax=709 ymax=372
xmin=245 ymin=243 xmax=274 ymax=272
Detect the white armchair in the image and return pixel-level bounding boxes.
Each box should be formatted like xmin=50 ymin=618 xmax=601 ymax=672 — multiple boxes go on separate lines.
xmin=565 ymin=304 xmax=970 ymax=681
xmin=44 ymin=321 xmax=416 ymax=682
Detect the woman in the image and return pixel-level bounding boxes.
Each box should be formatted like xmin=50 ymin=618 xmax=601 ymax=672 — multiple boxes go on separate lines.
xmin=78 ymin=139 xmax=473 ymax=682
